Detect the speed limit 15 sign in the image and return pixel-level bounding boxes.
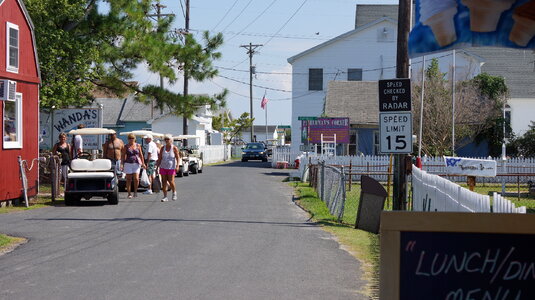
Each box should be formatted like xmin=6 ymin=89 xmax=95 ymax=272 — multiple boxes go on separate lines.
xmin=379 ymin=112 xmax=412 ymax=154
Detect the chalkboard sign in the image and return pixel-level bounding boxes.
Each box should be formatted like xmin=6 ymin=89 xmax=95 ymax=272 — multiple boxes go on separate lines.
xmin=400 ymin=231 xmax=534 ymax=299
xmin=379 ymin=212 xmax=535 ymax=300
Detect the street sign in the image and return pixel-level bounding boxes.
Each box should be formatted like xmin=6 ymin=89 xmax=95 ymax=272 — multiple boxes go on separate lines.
xmin=380 ymin=112 xmax=412 ymax=154
xmin=298 ymin=116 xmax=317 ymax=121
xmin=378 ymin=79 xmax=411 ymax=112
xmin=220 ymin=127 xmax=231 ymax=131
xmin=277 ymin=125 xmax=291 ymax=129
xmin=300 ymin=144 xmax=314 ymax=152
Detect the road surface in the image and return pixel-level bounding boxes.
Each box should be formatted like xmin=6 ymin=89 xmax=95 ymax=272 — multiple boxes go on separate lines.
xmin=0 ymin=160 xmax=367 ymax=299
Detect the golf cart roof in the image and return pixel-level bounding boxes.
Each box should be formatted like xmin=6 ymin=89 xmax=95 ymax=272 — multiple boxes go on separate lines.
xmin=68 ymin=128 xmax=116 ymax=135
xmin=173 ymin=135 xmax=200 ymax=140
xmin=120 ymin=130 xmax=165 ymax=138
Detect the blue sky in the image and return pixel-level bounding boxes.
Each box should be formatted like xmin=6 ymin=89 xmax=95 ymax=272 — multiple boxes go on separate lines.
xmin=134 ymin=0 xmax=398 ymax=125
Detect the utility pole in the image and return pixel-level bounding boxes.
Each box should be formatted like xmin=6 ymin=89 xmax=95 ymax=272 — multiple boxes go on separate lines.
xmin=393 ymin=0 xmax=411 ymax=210
xmin=182 ymin=0 xmax=190 ymax=145
xmin=240 ymin=42 xmax=262 ymax=142
xmin=147 ymin=1 xmax=174 ymax=119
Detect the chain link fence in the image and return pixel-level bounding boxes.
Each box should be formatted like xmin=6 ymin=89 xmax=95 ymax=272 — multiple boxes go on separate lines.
xmin=309 ymin=162 xmax=346 ymax=221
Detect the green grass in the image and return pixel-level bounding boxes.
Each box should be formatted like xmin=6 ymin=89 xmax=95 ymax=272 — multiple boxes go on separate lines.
xmin=0 ymin=184 xmax=59 ymax=214
xmin=291 ymin=182 xmax=380 ymax=298
xmin=0 ymin=234 xmax=11 ymax=248
xmin=462 ymin=183 xmax=535 ymax=213
xmin=0 ymin=233 xmax=26 ymax=254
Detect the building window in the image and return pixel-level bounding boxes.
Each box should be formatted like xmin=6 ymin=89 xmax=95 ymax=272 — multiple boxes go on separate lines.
xmin=309 ymin=68 xmax=323 ymax=91
xmin=349 ymin=128 xmax=358 ymax=155
xmin=3 ymin=93 xmax=23 ymax=149
xmin=505 ymin=108 xmax=512 ymax=139
xmin=348 ymin=68 xmax=363 ymax=81
xmin=6 ymin=22 xmax=19 ymax=73
xmin=373 ymin=130 xmax=380 ymax=155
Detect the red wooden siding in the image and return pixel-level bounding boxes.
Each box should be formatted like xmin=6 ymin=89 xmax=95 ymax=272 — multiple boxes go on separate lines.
xmin=0 ymin=0 xmax=40 ymax=201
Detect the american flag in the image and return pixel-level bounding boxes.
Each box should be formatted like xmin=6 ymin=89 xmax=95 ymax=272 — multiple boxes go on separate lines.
xmin=260 ymin=94 xmax=268 ymax=109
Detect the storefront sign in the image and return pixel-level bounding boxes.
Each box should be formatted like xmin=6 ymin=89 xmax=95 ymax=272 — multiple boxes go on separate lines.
xmin=444 ymin=156 xmax=497 ymax=177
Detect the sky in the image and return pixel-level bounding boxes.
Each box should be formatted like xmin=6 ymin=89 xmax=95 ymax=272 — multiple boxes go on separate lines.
xmin=134 ymin=0 xmax=398 ymax=126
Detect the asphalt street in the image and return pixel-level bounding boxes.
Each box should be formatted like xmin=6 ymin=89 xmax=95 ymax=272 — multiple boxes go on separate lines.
xmin=0 ymin=160 xmax=366 ymax=299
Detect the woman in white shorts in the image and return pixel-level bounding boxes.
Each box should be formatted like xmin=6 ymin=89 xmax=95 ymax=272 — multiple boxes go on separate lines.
xmin=121 ymin=133 xmax=146 ymax=198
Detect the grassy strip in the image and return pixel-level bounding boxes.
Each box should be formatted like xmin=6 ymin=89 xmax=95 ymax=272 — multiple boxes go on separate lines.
xmin=291 ymin=182 xmax=380 ymax=298
xmin=0 ymin=194 xmax=55 ymax=214
xmin=0 ymin=234 xmax=26 ymax=255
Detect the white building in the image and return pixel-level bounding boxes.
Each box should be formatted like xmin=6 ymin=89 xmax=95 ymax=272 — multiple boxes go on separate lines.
xmin=287 ymin=4 xmax=482 ymax=154
xmin=149 ymin=105 xmax=222 ymax=146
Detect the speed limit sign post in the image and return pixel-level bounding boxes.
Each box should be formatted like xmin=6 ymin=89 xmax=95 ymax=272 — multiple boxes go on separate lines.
xmin=380 ymin=112 xmax=412 ymax=153
xmin=378 ymin=79 xmax=412 ymax=154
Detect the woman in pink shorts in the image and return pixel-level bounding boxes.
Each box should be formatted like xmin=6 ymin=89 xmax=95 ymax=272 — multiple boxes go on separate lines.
xmin=156 ymin=134 xmax=181 ymax=202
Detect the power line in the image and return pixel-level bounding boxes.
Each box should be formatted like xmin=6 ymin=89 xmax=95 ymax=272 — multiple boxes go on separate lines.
xmin=261 ymin=0 xmax=308 ymax=48
xmin=210 ymin=79 xmax=319 ymax=101
xmin=226 ymin=0 xmax=279 ymax=43
xmin=217 ymin=74 xmax=291 ymax=92
xmin=220 ymin=0 xmax=254 ymax=33
xmin=215 ymin=50 xmax=459 ymax=75
xmin=211 ymin=0 xmax=240 ymax=31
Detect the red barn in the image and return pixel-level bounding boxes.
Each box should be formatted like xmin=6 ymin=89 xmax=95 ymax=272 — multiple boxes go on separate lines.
xmin=0 ymin=0 xmax=40 ymax=203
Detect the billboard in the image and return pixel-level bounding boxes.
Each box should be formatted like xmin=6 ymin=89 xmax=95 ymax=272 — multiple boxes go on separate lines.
xmin=40 ymin=108 xmax=103 ymax=150
xmin=409 ymin=0 xmax=535 ymax=57
xmin=306 ymin=118 xmax=350 ymax=144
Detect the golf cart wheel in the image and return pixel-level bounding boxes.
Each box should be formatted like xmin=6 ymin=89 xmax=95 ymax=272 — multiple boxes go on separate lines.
xmin=191 ymin=165 xmax=198 ymax=174
xmin=198 ymin=167 xmax=203 ymax=174
xmin=108 ymin=187 xmax=119 ymax=205
xmin=64 ymin=194 xmax=78 ymax=206
xmin=184 ymin=170 xmax=189 ymax=176
xmin=177 ymin=170 xmax=183 ymax=177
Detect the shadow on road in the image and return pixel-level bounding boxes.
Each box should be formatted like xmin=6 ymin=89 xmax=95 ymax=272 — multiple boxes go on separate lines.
xmin=263 ymin=172 xmax=290 ymax=177
xmin=212 ymin=160 xmax=272 ymax=168
xmin=26 ymin=217 xmax=319 ymax=228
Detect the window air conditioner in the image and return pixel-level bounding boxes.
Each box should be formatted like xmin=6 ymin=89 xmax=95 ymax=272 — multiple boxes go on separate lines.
xmin=0 ymin=80 xmax=17 ymax=101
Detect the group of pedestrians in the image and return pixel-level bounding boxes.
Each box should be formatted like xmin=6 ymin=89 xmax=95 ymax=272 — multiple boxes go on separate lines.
xmin=53 ymin=129 xmax=182 ymax=202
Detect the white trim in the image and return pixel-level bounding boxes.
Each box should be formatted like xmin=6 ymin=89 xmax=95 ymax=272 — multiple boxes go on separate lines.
xmin=3 ymin=92 xmax=23 ymax=149
xmin=6 ymin=22 xmax=19 ymax=73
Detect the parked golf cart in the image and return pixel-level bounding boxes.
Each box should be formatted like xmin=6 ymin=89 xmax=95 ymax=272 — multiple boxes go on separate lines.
xmin=173 ymin=135 xmax=203 ymax=176
xmin=64 ymin=128 xmax=119 ymax=205
xmin=117 ymin=130 xmax=165 ymax=192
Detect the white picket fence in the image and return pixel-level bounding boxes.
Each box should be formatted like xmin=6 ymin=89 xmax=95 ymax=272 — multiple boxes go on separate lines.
xmin=412 ymin=166 xmax=491 ymax=212
xmin=199 ymin=145 xmax=231 ymax=164
xmin=272 ymin=148 xmax=535 ymax=184
xmin=412 ymin=166 xmax=526 ymax=213
xmin=493 ymin=192 xmax=527 ymax=213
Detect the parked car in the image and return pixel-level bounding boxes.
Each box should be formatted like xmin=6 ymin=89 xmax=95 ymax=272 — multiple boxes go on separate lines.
xmin=241 ymin=142 xmax=268 ymax=162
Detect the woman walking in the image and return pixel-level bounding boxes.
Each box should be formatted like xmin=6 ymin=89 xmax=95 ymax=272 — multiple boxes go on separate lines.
xmin=52 ymin=132 xmax=71 ymax=184
xmin=156 ymin=134 xmax=180 ymax=202
xmin=121 ymin=133 xmax=146 ymax=199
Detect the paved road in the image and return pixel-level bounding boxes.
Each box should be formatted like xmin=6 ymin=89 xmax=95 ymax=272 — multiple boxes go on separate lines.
xmin=0 ymin=160 xmax=366 ymax=299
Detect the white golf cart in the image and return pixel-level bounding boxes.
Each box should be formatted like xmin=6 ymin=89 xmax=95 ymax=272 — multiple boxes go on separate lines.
xmin=118 ymin=130 xmax=165 ymax=191
xmin=64 ymin=128 xmax=119 ymax=205
xmin=173 ymin=135 xmax=204 ymax=176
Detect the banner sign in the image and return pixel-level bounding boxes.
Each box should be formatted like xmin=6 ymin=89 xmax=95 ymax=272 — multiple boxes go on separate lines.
xmin=444 ymin=156 xmax=497 ymax=177
xmin=40 ymin=108 xmax=102 ymax=150
xmin=307 ymin=118 xmax=350 ymax=144
xmin=409 ymin=0 xmax=535 ymax=57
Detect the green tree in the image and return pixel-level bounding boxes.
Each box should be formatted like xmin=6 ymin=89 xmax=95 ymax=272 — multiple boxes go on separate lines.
xmin=471 ymin=73 xmax=509 ymax=157
xmin=212 ymin=112 xmax=254 ymax=144
xmin=510 ymin=122 xmax=535 ymax=157
xmin=25 ymin=0 xmax=226 ymax=118
xmin=412 ymin=60 xmax=504 ymax=156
